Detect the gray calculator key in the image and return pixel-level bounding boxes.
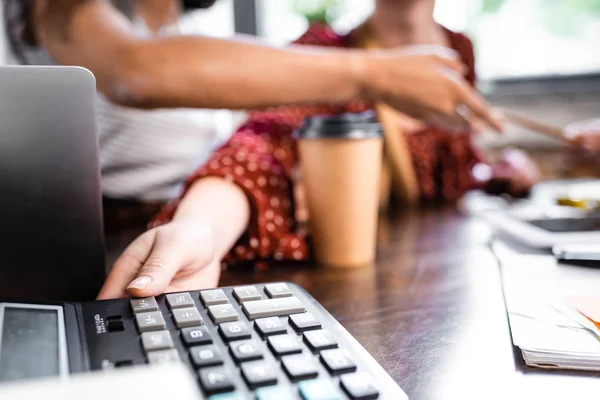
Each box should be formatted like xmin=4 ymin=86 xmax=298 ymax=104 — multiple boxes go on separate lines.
xmin=130 ymin=297 xmax=158 ymax=313
xmin=165 ymin=292 xmax=195 ymax=309
xmin=219 ymin=321 xmax=251 ymax=342
xmin=208 ymin=303 xmax=239 ymax=324
xmin=320 ymin=349 xmax=357 ymax=375
xmin=304 ymin=329 xmax=338 ymax=352
xmin=200 ymin=289 xmax=229 ymax=306
xmin=181 ymin=326 xmax=213 ymax=346
xmin=255 ymin=317 xmax=287 ymax=338
xmin=281 ymin=353 xmax=319 ymax=382
xmin=267 ymin=334 xmax=303 ymax=357
xmin=340 ymin=373 xmax=379 ymax=400
xmin=233 ymin=286 xmax=262 ymax=303
xmin=242 ymin=297 xmax=306 ymax=320
xmin=172 ymin=307 xmax=203 ymax=328
xmin=230 ymin=340 xmax=263 ymax=363
xmin=141 ymin=330 xmax=173 ymax=352
xmin=241 ymin=360 xmax=278 ymax=389
xmin=189 ymin=345 xmax=224 ymax=368
xmin=147 ymin=349 xmax=180 ymax=364
xmin=135 ymin=311 xmax=166 ymax=332
xmin=264 ymin=283 xmax=293 ymax=298
xmin=290 ymin=313 xmax=321 ymax=332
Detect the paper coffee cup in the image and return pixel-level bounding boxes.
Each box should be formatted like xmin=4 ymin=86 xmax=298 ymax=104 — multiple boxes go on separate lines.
xmin=295 ymin=112 xmax=383 ymax=268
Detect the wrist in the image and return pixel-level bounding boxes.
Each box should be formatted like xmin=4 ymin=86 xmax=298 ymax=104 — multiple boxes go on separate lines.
xmin=346 ymin=50 xmax=370 ymax=101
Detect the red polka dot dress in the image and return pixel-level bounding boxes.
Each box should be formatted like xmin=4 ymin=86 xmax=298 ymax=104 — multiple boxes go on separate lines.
xmin=153 ymin=25 xmax=487 ymax=269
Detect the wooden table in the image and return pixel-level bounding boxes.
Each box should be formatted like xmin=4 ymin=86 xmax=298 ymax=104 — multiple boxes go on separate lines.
xmin=216 ymin=206 xmax=600 ymax=398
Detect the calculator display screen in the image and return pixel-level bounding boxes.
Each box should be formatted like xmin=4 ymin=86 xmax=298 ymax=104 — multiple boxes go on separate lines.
xmin=0 ymin=306 xmax=61 ymax=381
xmin=526 ymin=217 xmax=600 ymax=233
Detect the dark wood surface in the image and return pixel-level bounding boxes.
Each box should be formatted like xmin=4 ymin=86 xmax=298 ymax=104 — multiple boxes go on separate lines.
xmin=216 ymin=206 xmax=600 ymax=398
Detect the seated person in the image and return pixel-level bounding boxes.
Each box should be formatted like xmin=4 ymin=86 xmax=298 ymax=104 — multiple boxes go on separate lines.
xmin=98 ymin=0 xmax=539 ymax=299
xmin=3 ymin=0 xmax=498 ymax=232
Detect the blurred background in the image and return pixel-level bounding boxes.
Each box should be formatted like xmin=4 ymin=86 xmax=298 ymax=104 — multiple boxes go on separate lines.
xmin=1 ymin=0 xmax=599 ymax=175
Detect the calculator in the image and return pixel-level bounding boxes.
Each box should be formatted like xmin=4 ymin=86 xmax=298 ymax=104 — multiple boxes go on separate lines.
xmin=0 ymin=283 xmax=407 ymax=400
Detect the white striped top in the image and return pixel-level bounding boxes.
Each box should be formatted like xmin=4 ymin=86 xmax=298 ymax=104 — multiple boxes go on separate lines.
xmin=11 ymin=16 xmax=230 ymax=202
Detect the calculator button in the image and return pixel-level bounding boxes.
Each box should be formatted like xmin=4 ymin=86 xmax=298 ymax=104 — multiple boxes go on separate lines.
xmin=200 ymin=289 xmax=229 ymax=306
xmin=256 ymin=386 xmax=295 ymax=400
xmin=281 ymin=353 xmax=319 ymax=382
xmin=219 ymin=321 xmax=251 ymax=342
xmin=320 ymin=349 xmax=357 ymax=375
xmin=241 ymin=360 xmax=278 ymax=389
xmin=255 ymin=317 xmax=287 ymax=338
xmin=172 ymin=307 xmax=203 ymax=328
xmin=181 ymin=326 xmax=213 ymax=346
xmin=198 ymin=367 xmax=235 ymax=395
xmin=208 ymin=304 xmax=239 ymax=324
xmin=290 ymin=313 xmax=321 ymax=332
xmin=165 ymin=292 xmax=195 ymax=309
xmin=233 ymin=286 xmax=262 ymax=303
xmin=208 ymin=394 xmax=245 ymax=400
xmin=229 ymin=340 xmax=263 ymax=363
xmin=267 ymin=334 xmax=303 ymax=357
xmin=242 ymin=297 xmax=306 ymax=320
xmin=340 ymin=373 xmax=379 ymax=400
xmin=146 ymin=349 xmax=180 ymax=364
xmin=304 ymin=330 xmax=338 ymax=352
xmin=135 ymin=311 xmax=166 ymax=332
xmin=190 ymin=345 xmax=224 ymax=368
xmin=264 ymin=283 xmax=293 ymax=298
xmin=141 ymin=330 xmax=173 ymax=352
xmin=299 ymin=379 xmax=343 ymax=400
xmin=130 ymin=297 xmax=159 ymax=313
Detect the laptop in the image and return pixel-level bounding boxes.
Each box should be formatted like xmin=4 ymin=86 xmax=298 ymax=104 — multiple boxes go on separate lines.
xmin=0 ymin=66 xmax=105 ymax=301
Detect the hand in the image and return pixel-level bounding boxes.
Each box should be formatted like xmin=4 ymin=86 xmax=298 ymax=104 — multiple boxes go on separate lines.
xmin=485 ymin=148 xmax=540 ymax=197
xmin=358 ymin=46 xmax=503 ymax=133
xmin=565 ymin=119 xmax=600 ymax=153
xmin=97 ymin=220 xmax=221 ymax=299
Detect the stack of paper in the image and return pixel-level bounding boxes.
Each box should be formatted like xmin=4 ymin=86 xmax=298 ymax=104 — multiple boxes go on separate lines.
xmin=493 ymin=241 xmax=600 ymax=371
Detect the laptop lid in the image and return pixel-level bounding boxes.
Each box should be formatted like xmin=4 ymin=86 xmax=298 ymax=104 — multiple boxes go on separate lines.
xmin=0 ymin=66 xmax=105 ymax=301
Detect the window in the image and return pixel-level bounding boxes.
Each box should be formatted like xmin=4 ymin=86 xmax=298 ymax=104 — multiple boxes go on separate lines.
xmin=257 ymin=0 xmax=600 ymax=80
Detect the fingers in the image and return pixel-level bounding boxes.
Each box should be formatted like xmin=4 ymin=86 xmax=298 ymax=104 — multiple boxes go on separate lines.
xmin=97 ymin=229 xmax=158 ymax=299
xmin=455 ymin=83 xmax=504 ymax=133
xmin=402 ymin=46 xmax=465 ymax=74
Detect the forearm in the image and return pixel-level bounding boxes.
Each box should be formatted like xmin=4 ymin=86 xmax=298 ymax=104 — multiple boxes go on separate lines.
xmin=33 ymin=0 xmax=362 ymax=109
xmin=173 ymin=177 xmax=250 ymax=261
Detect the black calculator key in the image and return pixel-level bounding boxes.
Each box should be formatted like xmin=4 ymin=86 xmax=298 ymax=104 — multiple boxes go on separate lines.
xmin=241 ymin=360 xmax=278 ymax=389
xmin=181 ymin=326 xmax=213 ymax=346
xmin=340 ymin=373 xmax=379 ymax=400
xmin=320 ymin=349 xmax=357 ymax=375
xmin=281 ymin=353 xmax=319 ymax=382
xmin=198 ymin=367 xmax=235 ymax=395
xmin=190 ymin=345 xmax=224 ymax=368
xmin=233 ymin=285 xmax=262 ymax=303
xmin=267 ymin=334 xmax=303 ymax=357
xmin=265 ymin=283 xmax=293 ymax=298
xmin=230 ymin=340 xmax=263 ymax=364
xmin=303 ymin=329 xmax=338 ymax=352
xmin=290 ymin=313 xmax=321 ymax=332
xmin=219 ymin=321 xmax=251 ymax=342
xmin=255 ymin=317 xmax=287 ymax=338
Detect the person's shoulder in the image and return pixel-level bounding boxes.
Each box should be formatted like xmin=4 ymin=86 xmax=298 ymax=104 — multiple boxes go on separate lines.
xmin=292 ymin=23 xmax=346 ymax=47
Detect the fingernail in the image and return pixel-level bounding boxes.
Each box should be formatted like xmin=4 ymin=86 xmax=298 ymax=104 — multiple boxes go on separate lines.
xmin=127 ymin=276 xmax=152 ymax=290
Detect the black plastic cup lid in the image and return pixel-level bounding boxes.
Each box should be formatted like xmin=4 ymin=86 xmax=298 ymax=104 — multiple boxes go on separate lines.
xmin=294 ymin=111 xmax=383 ymax=140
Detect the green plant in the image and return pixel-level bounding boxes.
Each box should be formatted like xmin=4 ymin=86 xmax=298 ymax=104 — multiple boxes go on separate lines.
xmin=293 ymin=0 xmax=341 ymax=24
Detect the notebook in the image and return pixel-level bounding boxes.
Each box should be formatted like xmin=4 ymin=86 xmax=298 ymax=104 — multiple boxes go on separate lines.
xmin=493 ymin=240 xmax=600 ymax=371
